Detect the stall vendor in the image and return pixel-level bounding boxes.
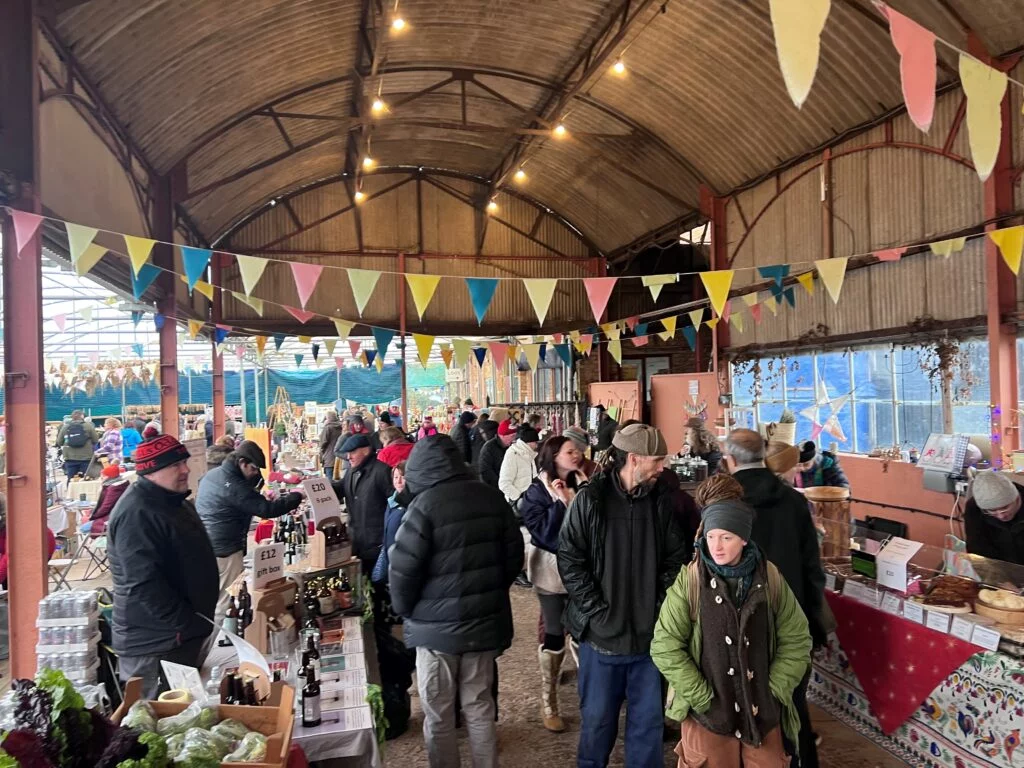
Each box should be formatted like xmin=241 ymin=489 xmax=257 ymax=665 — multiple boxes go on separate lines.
xmin=964 ymin=471 xmax=1024 ymax=567
xmin=795 ymin=441 xmax=849 ymax=489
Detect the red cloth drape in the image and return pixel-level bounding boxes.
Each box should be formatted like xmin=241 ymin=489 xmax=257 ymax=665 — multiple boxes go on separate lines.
xmin=825 ymin=591 xmax=979 ymax=734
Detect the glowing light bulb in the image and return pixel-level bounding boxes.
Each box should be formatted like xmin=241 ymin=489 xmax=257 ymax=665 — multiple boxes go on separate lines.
xmin=486 ymin=200 xmax=498 ymax=214
xmin=371 ymin=98 xmax=386 ymax=114
xmin=514 ymin=169 xmax=527 ymax=183
xmin=391 ymin=16 xmax=406 ymax=31
xmin=553 ymin=123 xmax=567 ymax=138
xmin=362 ymin=156 xmax=376 ymax=170
xmin=354 ymin=190 xmax=366 ymax=203
xmin=269 ymin=199 xmax=277 ymax=207
xmin=612 ymin=59 xmax=626 ymax=75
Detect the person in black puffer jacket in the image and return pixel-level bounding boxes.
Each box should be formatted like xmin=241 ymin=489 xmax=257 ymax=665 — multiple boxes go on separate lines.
xmin=449 ymin=410 xmax=477 ymax=465
xmin=477 ymin=419 xmax=516 ymax=489
xmin=332 ymin=434 xmax=394 ymax=573
xmin=471 ymin=418 xmax=499 ymax=468
xmin=389 ymin=435 xmax=524 ymax=766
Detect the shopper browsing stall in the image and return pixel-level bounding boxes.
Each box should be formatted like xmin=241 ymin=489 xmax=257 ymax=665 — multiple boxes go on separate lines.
xmin=318 ymin=411 xmax=344 ymax=480
xmin=683 ymin=416 xmax=723 ymax=474
xmin=478 ymin=419 xmax=516 ymax=489
xmin=795 ymin=441 xmax=849 ymax=489
xmin=56 ymin=409 xmax=98 ymax=481
xmin=378 ymin=426 xmax=414 ymax=467
xmin=498 ymin=425 xmax=540 ymax=508
xmin=333 ymin=433 xmax=394 ymax=573
xmin=107 ymin=435 xmax=219 ymax=699
xmin=449 ymin=411 xmax=478 ymax=465
xmin=964 ymin=470 xmax=1024 ymax=566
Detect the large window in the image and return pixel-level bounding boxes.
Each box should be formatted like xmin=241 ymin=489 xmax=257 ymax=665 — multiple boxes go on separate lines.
xmin=731 ymin=340 xmax=992 ymax=454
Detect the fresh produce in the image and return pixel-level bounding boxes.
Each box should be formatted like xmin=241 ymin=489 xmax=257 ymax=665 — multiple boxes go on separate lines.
xmin=210 ymin=719 xmax=250 ymax=743
xmin=223 ymin=732 xmax=267 ymax=763
xmin=180 ymin=727 xmax=233 ymax=759
xmin=121 ymin=701 xmax=158 ymax=733
xmin=114 ymin=731 xmax=169 ymax=768
xmin=155 ymin=702 xmax=207 ymax=738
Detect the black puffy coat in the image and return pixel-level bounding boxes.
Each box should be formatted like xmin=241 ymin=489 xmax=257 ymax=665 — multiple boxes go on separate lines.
xmin=449 ymin=421 xmax=473 ymax=464
xmin=389 ymin=435 xmax=524 ymax=655
xmin=107 ymin=477 xmax=219 ymax=656
xmin=196 ymin=458 xmax=303 ymax=557
xmin=471 ymin=420 xmax=498 ymax=466
xmin=476 ymin=436 xmax=508 ymax=489
xmin=332 ymin=454 xmax=394 ymax=564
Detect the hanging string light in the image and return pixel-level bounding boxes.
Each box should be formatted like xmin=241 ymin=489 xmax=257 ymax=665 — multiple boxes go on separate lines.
xmin=486 ymin=200 xmax=499 ymax=214
xmin=362 ymin=156 xmax=376 ymax=170
xmin=371 ymin=97 xmax=387 ymax=115
xmin=354 ymin=189 xmax=366 ymax=204
xmin=611 ymin=58 xmax=626 ymax=76
xmin=552 ymin=123 xmax=567 ymax=138
xmin=390 ymin=0 xmax=406 ymax=32
xmin=514 ymin=168 xmax=527 ymax=183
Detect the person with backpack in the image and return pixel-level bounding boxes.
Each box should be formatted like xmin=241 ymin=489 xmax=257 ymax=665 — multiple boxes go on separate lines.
xmin=651 ymin=488 xmax=811 ymax=768
xmin=56 ymin=409 xmax=98 ymax=481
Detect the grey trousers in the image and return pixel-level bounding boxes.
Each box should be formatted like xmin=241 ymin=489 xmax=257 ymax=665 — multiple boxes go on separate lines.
xmin=214 ymin=551 xmax=245 ymax=631
xmin=416 ymin=647 xmax=499 ymax=768
xmin=119 ymin=634 xmax=212 ymax=700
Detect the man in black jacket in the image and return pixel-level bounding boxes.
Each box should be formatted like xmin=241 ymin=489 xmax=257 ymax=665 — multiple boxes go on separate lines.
xmin=107 ymin=435 xmax=220 ymax=698
xmin=477 ymin=419 xmax=516 ymax=489
xmin=725 ymin=428 xmax=826 ymax=768
xmin=332 ymin=434 xmax=394 ymax=573
xmin=390 ymin=435 xmax=523 ymax=768
xmin=471 ymin=418 xmax=498 ymax=467
xmin=593 ymin=404 xmax=618 ymax=452
xmin=963 ymin=470 xmax=1024 ymax=566
xmin=196 ymin=440 xmax=303 ymax=629
xmin=558 ymin=423 xmax=687 ymax=768
xmin=449 ymin=410 xmax=477 ymax=465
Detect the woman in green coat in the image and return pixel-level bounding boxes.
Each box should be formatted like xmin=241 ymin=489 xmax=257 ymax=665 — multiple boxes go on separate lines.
xmin=652 ymin=496 xmax=811 ymax=767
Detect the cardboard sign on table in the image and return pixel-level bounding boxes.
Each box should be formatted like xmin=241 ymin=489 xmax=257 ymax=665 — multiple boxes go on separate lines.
xmin=253 ymin=542 xmax=286 ymax=590
xmin=302 ymin=477 xmax=341 ymax=526
xmin=875 ymin=537 xmax=924 ymax=592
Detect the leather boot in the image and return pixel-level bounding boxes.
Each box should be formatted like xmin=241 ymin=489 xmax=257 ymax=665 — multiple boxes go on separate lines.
xmin=538 ymin=645 xmax=566 ymax=732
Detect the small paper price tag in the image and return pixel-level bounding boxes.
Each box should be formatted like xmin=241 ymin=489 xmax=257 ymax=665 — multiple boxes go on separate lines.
xmin=902 ymin=600 xmax=925 ymax=624
xmin=949 ymin=616 xmax=974 ymax=642
xmin=824 ymin=573 xmax=837 ymax=592
xmin=972 ymin=624 xmax=1002 ymax=652
xmin=925 ymin=610 xmax=951 ymax=634
xmin=880 ymin=592 xmax=902 ymax=615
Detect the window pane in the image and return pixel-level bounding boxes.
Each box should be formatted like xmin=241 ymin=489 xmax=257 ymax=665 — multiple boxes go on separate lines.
xmin=816 ymin=351 xmax=852 ymax=396
xmin=732 ymin=362 xmax=757 ymax=406
xmin=954 ymin=339 xmax=989 ymax=406
xmin=854 ymin=401 xmax=895 ymax=452
xmin=760 ymin=358 xmax=786 ymax=402
xmin=759 ymin=402 xmax=785 ymax=424
xmin=785 ymin=355 xmax=815 ymax=403
xmin=899 ymin=401 xmax=943 ymax=450
xmin=852 ymin=347 xmax=894 ymax=400
xmin=953 ymin=404 xmax=991 ymax=437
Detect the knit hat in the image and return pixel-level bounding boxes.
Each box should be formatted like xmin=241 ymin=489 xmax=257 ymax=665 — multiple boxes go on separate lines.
xmin=972 ymin=471 xmax=1018 ymax=510
xmin=459 ymin=411 xmax=478 ymax=425
xmin=563 ymin=425 xmax=590 ymax=450
xmin=235 ymin=439 xmax=267 ymax=468
xmin=612 ymin=423 xmax=668 ymax=457
xmin=134 ymin=435 xmax=190 ymax=475
xmin=765 ymin=441 xmax=800 ymax=475
xmin=379 ymin=412 xmax=393 ymax=426
xmin=702 ymin=499 xmax=754 ymax=541
xmin=518 ymin=425 xmax=540 ymax=443
xmin=799 ymin=441 xmax=818 ymax=464
xmin=141 ymin=422 xmax=161 ymax=440
xmin=497 ymin=419 xmax=517 ymax=437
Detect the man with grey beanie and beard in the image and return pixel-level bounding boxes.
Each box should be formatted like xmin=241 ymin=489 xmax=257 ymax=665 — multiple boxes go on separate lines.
xmin=965 ymin=470 xmax=1024 ymax=566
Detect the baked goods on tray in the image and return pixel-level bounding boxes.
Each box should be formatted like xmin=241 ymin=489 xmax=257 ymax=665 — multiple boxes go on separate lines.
xmin=978 ymin=589 xmax=1024 ymax=611
xmin=917 ymin=574 xmax=979 ymax=609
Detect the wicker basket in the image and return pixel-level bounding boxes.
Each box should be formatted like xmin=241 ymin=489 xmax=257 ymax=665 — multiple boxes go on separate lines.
xmin=759 ymin=421 xmax=796 ymax=445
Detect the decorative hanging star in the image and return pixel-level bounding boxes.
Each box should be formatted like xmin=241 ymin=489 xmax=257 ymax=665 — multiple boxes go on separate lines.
xmin=798 ymin=371 xmax=850 ymax=441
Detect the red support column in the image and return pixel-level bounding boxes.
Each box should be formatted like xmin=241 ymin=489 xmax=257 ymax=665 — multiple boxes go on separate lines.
xmin=399 ymin=252 xmax=408 ymax=428
xmin=211 ymin=253 xmax=225 ymax=437
xmin=1 ymin=0 xmax=49 ymax=679
xmin=152 ymin=176 xmax=180 ymax=438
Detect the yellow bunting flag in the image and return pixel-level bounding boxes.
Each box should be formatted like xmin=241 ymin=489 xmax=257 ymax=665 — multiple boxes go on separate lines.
xmin=233 ymin=291 xmax=264 ymax=316
xmin=452 ymin=338 xmax=471 ymax=368
xmin=65 ymin=223 xmax=98 ymax=264
xmin=641 ymin=273 xmax=677 ymax=302
xmin=333 ymin=319 xmax=355 ymax=340
xmin=255 ymin=336 xmax=267 ymax=355
xmin=699 ymin=270 xmax=734 ymax=317
xmin=413 ymin=333 xmax=435 ymax=367
xmin=688 ymin=309 xmax=704 ymax=328
xmin=990 ymin=226 xmax=1024 ymax=275
xmin=523 ymin=343 xmax=541 ymax=371
xmin=815 ymin=257 xmax=849 ymax=304
xmin=188 ymin=320 xmax=203 ymax=339
xmin=763 ymin=295 xmax=778 ymax=316
xmin=124 ymin=235 xmax=156 ymax=276
xmin=960 ymin=54 xmax=1008 ymax=182
xmin=298 ymin=335 xmax=312 ymax=344
xmin=769 ymin=0 xmax=831 ymax=108
xmin=601 ymin=323 xmax=621 ymax=341
xmin=658 ymin=316 xmax=677 ymax=341
xmin=730 ymin=312 xmax=745 ymax=333
xmin=359 ymin=350 xmax=368 ymax=366
xmin=796 ymin=272 xmax=816 ymax=295
xmin=73 ymin=243 xmax=106 ymax=276
xmin=405 ymin=274 xmax=442 ymax=320
xmin=375 ymin=354 xmax=385 ymax=373
xmin=569 ymin=330 xmax=581 ymax=343
xmin=706 ymin=317 xmax=720 ymax=330
xmin=235 ymin=255 xmax=268 ymax=296
xmin=522 ymin=279 xmax=559 ymax=326
xmin=181 ymin=275 xmax=215 ymax=301
xmin=324 ymin=339 xmax=337 ymax=356
xmin=440 ymin=346 xmax=454 ymax=368
xmin=929 ymin=236 xmax=967 ymax=258
xmin=608 ymin=339 xmax=622 ymax=364
xmin=104 ymin=296 xmax=118 ymax=306
xmin=348 ymin=269 xmax=382 ymax=316
xmin=741 ymin=293 xmax=759 ymax=308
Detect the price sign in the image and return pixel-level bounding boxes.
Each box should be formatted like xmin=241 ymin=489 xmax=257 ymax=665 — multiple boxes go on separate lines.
xmin=949 ymin=616 xmax=975 ymax=642
xmin=824 ymin=573 xmax=837 ymax=592
xmin=876 ymin=537 xmax=924 ymax=593
xmin=252 ymin=542 xmax=285 ymax=590
xmin=880 ymin=592 xmax=902 ymax=615
xmin=972 ymin=624 xmax=1002 ymax=652
xmin=304 ymin=477 xmax=341 ymax=525
xmin=903 ymin=600 xmax=925 ymax=624
xmin=925 ymin=610 xmax=951 ymax=634
xmin=842 ymin=580 xmax=878 ymax=606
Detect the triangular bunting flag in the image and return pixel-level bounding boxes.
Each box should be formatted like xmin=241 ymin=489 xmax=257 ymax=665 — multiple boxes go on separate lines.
xmin=255 ymin=336 xmax=268 ymax=355
xmin=453 ymin=338 xmax=472 ymax=368
xmin=104 ymin=296 xmax=118 ymax=306
xmin=488 ymin=342 xmax=509 ymax=369
xmin=188 ymin=320 xmax=203 ymax=339
xmin=741 ymin=293 xmax=759 ymax=308
xmin=335 ymin=356 xmax=345 ymax=369
xmin=607 ymin=339 xmax=622 ymax=364
xmin=233 ymin=292 xmax=265 ymax=316
xmin=522 ymin=279 xmax=558 ymax=326
xmin=797 ymin=272 xmax=816 ymax=294
xmin=236 ymin=345 xmax=247 ymax=361
xmin=324 ymin=339 xmax=337 ymax=356
xmin=768 ymin=0 xmax=831 ymax=108
xmin=881 ymin=4 xmax=937 ymax=132
xmin=348 ymin=269 xmax=382 ymax=316
xmin=758 ymin=265 xmax=790 ymax=287
xmin=990 ymin=226 xmax=1024 ymax=275
xmin=875 ymin=247 xmax=906 ymax=262
xmin=311 ymin=343 xmax=320 ymax=362
xmin=124 ymin=235 xmax=156 ymax=276
xmin=359 ymin=351 xmax=368 ymax=366
xmin=131 ymin=310 xmax=143 ymax=327
xmin=583 ymin=278 xmax=617 ymax=324
xmin=53 ymin=314 xmax=67 ymax=332
xmin=706 ymin=317 xmax=720 ymax=329
xmin=440 ymin=347 xmax=454 ymax=368
xmin=80 ymin=306 xmax=93 ymax=323
xmin=815 ymin=257 xmax=849 ymax=303
xmin=348 ymin=340 xmax=362 ymax=359
xmin=375 ymin=354 xmax=384 ymax=373
xmin=634 ymin=322 xmax=649 ymax=337
xmin=473 ymin=347 xmax=488 ymax=368
xmin=192 ymin=280 xmax=215 ymax=302
xmin=333 ymin=319 xmax=355 ymax=340
xmin=751 ymin=304 xmax=764 ymax=324
xmin=365 ymin=350 xmax=377 ymax=367
xmin=783 ymin=287 xmax=795 ymax=307
xmin=290 ymin=262 xmax=324 ymax=309
xmin=601 ymin=323 xmax=621 ymax=341
xmin=132 ymin=343 xmax=145 ymax=358
xmin=405 ymin=274 xmax=442 ymax=320
xmin=763 ymin=295 xmax=778 ymax=316
xmin=699 ymin=270 xmax=734 ymax=317
xmin=681 ymin=326 xmax=697 ymax=350
xmin=631 ymin=336 xmax=649 ymax=347
xmin=414 ymin=334 xmax=435 ymax=367
xmin=641 ymin=274 xmax=677 ymax=302
xmin=236 ymin=254 xmax=268 ymax=296
xmin=74 ymin=243 xmax=106 ymax=276
xmin=658 ymin=316 xmax=677 ymax=341
xmin=688 ymin=309 xmax=704 ymax=328
xmin=372 ymin=327 xmax=395 ymax=360
xmin=65 ymin=222 xmax=98 ymax=264
xmin=214 ymin=328 xmax=229 ymax=344
xmin=153 ymin=313 xmax=165 ymax=330
xmin=959 ymin=53 xmax=1008 ymax=182
xmin=730 ymin=312 xmax=745 ymax=332
xmin=538 ymin=342 xmax=548 ymax=363
xmin=580 ymin=334 xmax=593 ymax=357
xmin=273 ymin=333 xmax=286 ymax=351
xmin=523 ymin=343 xmax=541 ymax=371
xmin=555 ymin=343 xmax=572 ymax=367
xmin=181 ymin=246 xmax=212 ymax=292
xmin=465 ymin=278 xmax=500 ymax=325
xmin=624 ymin=316 xmax=639 ymax=332
xmin=929 ymin=237 xmax=967 ymax=257
xmin=10 ymin=210 xmax=43 ymax=254
xmin=294 ymin=354 xmax=304 ymax=367
xmin=284 ymin=306 xmax=316 ymax=324
xmin=297 ymin=335 xmax=312 ymax=344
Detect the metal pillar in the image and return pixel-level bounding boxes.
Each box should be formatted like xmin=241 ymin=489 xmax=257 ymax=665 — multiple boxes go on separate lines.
xmin=211 ymin=253 xmax=226 ymax=436
xmin=152 ymin=175 xmax=180 ymax=437
xmin=399 ymin=252 xmax=408 ymax=427
xmin=239 ymin=357 xmax=247 ymax=427
xmin=1 ymin=0 xmax=48 ymax=679
xmin=253 ymin=359 xmax=260 ymax=424
xmin=700 ymin=186 xmax=729 ymax=377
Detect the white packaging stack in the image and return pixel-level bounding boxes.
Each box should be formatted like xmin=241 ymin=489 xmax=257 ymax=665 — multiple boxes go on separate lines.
xmin=35 ymin=590 xmax=101 ymax=684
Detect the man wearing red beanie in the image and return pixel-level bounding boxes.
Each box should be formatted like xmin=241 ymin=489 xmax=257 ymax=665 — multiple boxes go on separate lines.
xmin=107 ymin=435 xmax=219 ymax=698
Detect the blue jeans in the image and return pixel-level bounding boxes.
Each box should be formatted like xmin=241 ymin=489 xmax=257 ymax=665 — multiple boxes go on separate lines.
xmin=324 ymin=465 xmax=334 ymax=481
xmin=63 ymin=459 xmax=91 ymax=482
xmin=577 ymin=642 xmax=664 ymax=768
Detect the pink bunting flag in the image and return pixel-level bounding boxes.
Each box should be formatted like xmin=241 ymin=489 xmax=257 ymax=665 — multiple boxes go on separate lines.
xmin=875 ymin=247 xmax=907 ymax=262
xmin=10 ymin=210 xmax=44 ymax=255
xmin=290 ymin=263 xmax=324 ymax=309
xmin=721 ymin=301 xmax=732 ymax=323
xmin=488 ymin=342 xmax=509 ymax=369
xmin=552 ymin=333 xmax=563 ymax=344
xmin=751 ymin=304 xmax=763 ymax=324
xmin=624 ymin=316 xmax=639 ymax=331
xmin=284 ymin=305 xmax=316 ymax=324
xmin=335 ymin=356 xmax=345 ymax=369
xmin=235 ymin=345 xmax=246 ymax=360
xmin=348 ymin=340 xmax=362 ymax=359
xmin=53 ymin=314 xmax=67 ymax=332
xmin=583 ymin=278 xmax=617 ymax=324
xmin=631 ymin=336 xmax=649 ymax=347
xmin=880 ymin=3 xmax=937 ymax=133
xmin=580 ymin=334 xmax=594 ymax=356
xmin=216 ymin=323 xmax=233 ymax=331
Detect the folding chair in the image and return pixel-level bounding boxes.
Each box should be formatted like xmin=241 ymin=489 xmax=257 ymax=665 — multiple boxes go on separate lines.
xmin=73 ymin=534 xmax=108 ymax=581
xmin=48 ymin=558 xmax=76 ymax=590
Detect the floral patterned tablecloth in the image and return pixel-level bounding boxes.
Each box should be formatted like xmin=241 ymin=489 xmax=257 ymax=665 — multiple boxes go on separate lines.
xmin=811 ymin=635 xmax=1024 ymax=768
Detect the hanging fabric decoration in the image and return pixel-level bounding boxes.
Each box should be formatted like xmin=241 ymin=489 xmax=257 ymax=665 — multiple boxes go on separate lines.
xmin=359 ymin=351 xmax=368 ymax=366
xmin=74 ymin=243 xmax=106 ymax=276
xmin=929 ymin=237 xmax=967 ymax=257
xmin=989 ymin=226 xmax=1024 ymax=275
xmin=256 ymin=336 xmax=268 ymax=355
xmin=522 ymin=279 xmax=558 ymax=325
xmin=741 ymin=293 xmax=759 ymax=308
xmin=453 ymin=338 xmax=472 ymax=368
xmin=53 ymin=314 xmax=67 ymax=332
xmin=235 ymin=345 xmax=247 ymax=361
xmin=273 ymin=333 xmax=286 ymax=351
xmin=601 ymin=322 xmax=621 ymax=341
xmin=959 ymin=53 xmax=1008 ymax=182
xmin=538 ymin=342 xmax=548 ymax=363
xmin=235 ymin=254 xmax=269 ymax=296
xmin=104 ymin=296 xmax=118 ymax=306
xmin=132 ymin=343 xmax=145 ymax=358
xmin=333 ymin=319 xmax=355 ymax=340
xmin=815 ymin=257 xmax=849 ymax=303
xmin=294 ymin=354 xmax=304 ymax=367
xmin=730 ymin=312 xmax=745 ymax=332
xmin=348 ymin=339 xmax=362 ymax=359
xmin=284 ymin=306 xmax=316 ymax=324
xmin=10 ymin=210 xmax=43 ymax=254
xmin=768 ymin=0 xmax=831 ymax=108
xmin=583 ymin=277 xmax=617 ymax=324
xmin=875 ymin=247 xmax=907 ymax=262
xmin=631 ymin=336 xmax=650 ymax=347
xmin=405 ymin=274 xmax=442 ymax=320
xmin=335 ymin=356 xmax=345 ymax=369
xmin=641 ymin=274 xmax=677 ymax=302
xmin=880 ymin=4 xmax=937 ymax=132
xmin=298 ymin=335 xmax=313 ymax=345
xmin=465 ymin=278 xmax=500 ymax=324
xmin=131 ymin=311 xmax=143 ymax=327
xmin=488 ymin=342 xmax=509 ymax=369
xmin=699 ymin=270 xmax=734 ymax=317
xmin=233 ymin=292 xmax=265 ymax=316
xmin=688 ymin=309 xmax=704 ymax=329
xmin=188 ymin=319 xmax=203 ymax=339
xmin=473 ymin=347 xmax=488 ymax=367
xmin=214 ymin=328 xmax=229 ymax=344
xmin=124 ymin=235 xmax=156 ymax=276
xmin=555 ymin=343 xmax=572 ymax=367
xmin=634 ymin=322 xmax=649 ymax=337
xmin=623 ymin=316 xmax=639 ymax=332
xmin=757 ymin=265 xmax=790 ymax=289
xmin=348 ymin=269 xmax=382 ymax=316
xmin=372 ymin=327 xmax=395 ymax=360
xmin=658 ymin=316 xmax=677 ymax=341
xmin=414 ymin=334 xmax=435 ymax=367
xmin=311 ymin=343 xmax=320 ymax=362
xmin=181 ymin=246 xmax=212 ymax=292
xmin=375 ymin=354 xmax=385 ymax=373
xmin=324 ymin=339 xmax=337 ymax=356
xmin=80 ymin=306 xmax=93 ymax=323
xmin=153 ymin=313 xmax=165 ymax=330
xmin=681 ymin=325 xmax=697 ymax=350
xmin=796 ymin=272 xmax=816 ymax=294
xmin=290 ymin=263 xmax=324 ymax=309
xmin=783 ymin=287 xmax=796 ymax=307
xmin=706 ymin=317 xmax=720 ymax=329
xmin=65 ymin=222 xmax=98 ymax=264
xmin=523 ymin=343 xmax=541 ymax=371
xmin=440 ymin=346 xmax=454 ymax=368
xmin=721 ymin=300 xmax=733 ymax=323
xmin=751 ymin=304 xmax=764 ymax=324
xmin=607 ymin=339 xmax=623 ymax=364
xmin=365 ymin=350 xmax=377 ymax=367
xmin=552 ymin=332 xmax=563 ymax=344
xmin=575 ymin=334 xmax=594 ymax=356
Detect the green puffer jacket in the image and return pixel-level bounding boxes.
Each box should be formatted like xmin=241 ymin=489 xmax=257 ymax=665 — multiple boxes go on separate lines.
xmin=651 ymin=557 xmax=811 ymax=750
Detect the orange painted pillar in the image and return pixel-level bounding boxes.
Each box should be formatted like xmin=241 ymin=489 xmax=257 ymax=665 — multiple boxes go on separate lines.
xmin=1 ymin=0 xmax=49 ymax=678
xmin=211 ymin=253 xmax=225 ymax=437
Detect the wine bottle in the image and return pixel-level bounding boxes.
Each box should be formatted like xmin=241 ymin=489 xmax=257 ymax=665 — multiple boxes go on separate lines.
xmin=305 ymin=634 xmax=321 ymax=678
xmin=302 ymin=666 xmax=322 ymax=727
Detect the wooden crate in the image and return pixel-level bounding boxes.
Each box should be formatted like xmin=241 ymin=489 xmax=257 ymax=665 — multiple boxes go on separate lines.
xmin=114 ymin=677 xmax=295 ymax=768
